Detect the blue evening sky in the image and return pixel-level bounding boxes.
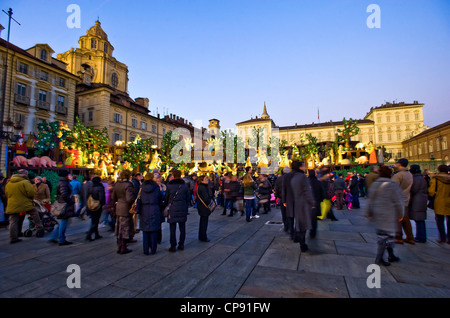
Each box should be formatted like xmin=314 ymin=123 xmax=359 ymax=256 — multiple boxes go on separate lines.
xmin=2 ymin=0 xmax=449 ymax=131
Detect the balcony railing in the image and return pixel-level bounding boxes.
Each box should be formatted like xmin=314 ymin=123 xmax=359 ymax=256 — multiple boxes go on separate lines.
xmin=56 ymin=105 xmax=68 ymax=115
xmin=15 ymin=94 xmax=30 ymax=106
xmin=36 ymin=100 xmax=50 ymax=110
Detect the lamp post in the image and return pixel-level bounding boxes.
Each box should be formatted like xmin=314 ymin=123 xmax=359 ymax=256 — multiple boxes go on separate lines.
xmin=0 ymin=8 xmax=20 ymax=174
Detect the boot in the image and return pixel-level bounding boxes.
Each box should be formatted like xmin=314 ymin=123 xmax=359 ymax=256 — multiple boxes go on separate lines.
xmin=117 ymin=239 xmax=132 ymax=254
xmin=387 ymin=247 xmax=400 ymax=263
xmin=375 ymin=244 xmax=390 ymax=266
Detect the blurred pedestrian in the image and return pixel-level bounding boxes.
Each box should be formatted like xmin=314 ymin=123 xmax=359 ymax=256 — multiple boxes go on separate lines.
xmin=49 ymin=170 xmax=75 ymax=246
xmin=196 ymin=175 xmax=213 ymax=242
xmin=275 ymin=166 xmax=290 ymax=231
xmin=334 ymin=173 xmax=346 ymax=210
xmin=33 ymin=176 xmax=51 ymax=211
xmin=392 ymin=158 xmax=414 ymax=244
xmin=367 ymin=166 xmax=403 ymax=266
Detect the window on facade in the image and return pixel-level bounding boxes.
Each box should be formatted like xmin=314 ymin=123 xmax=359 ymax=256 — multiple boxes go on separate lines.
xmin=59 ymin=77 xmax=66 ymax=87
xmin=113 ymin=113 xmax=123 ymax=124
xmin=129 ymin=136 xmax=136 ymax=142
xmin=141 ymin=122 xmax=148 ymax=131
xmin=396 ymin=115 xmax=400 ymax=121
xmin=151 ymin=124 xmax=156 ymax=133
xmin=81 ymin=113 xmax=85 ymax=122
xmin=40 ymin=71 xmax=48 ymax=81
xmin=397 ymin=133 xmax=401 ymax=141
xmin=424 ymin=141 xmax=428 ymax=153
xmin=38 ymin=90 xmax=47 ymax=102
xmin=131 ymin=118 xmax=138 ymax=128
xmin=18 ymin=63 xmax=28 ymax=74
xmin=111 ymin=73 xmax=118 ymax=89
xmin=377 ymin=116 xmax=382 ymax=123
xmin=405 ymin=114 xmax=410 ymax=121
xmin=443 ymin=137 xmax=448 ymax=150
xmin=163 ymin=128 xmax=166 ymax=136
xmin=113 ymin=133 xmax=122 ymax=144
xmin=40 ymin=49 xmax=47 ymax=61
xmin=57 ymin=95 xmax=65 ymax=107
xmin=88 ymin=111 xmax=93 ymax=121
xmin=386 ymin=116 xmax=391 ymax=123
xmin=415 ymin=113 xmax=419 ymax=120
xmin=388 ymin=134 xmax=392 ymax=141
xmin=17 ymin=83 xmax=26 ymax=96
xmin=436 ymin=138 xmax=440 ymax=151
xmin=91 ymin=39 xmax=97 ymax=49
xmin=104 ymin=43 xmax=108 ymax=53
xmin=429 ymin=141 xmax=433 ymax=153
xmin=379 ymin=135 xmax=383 ymax=142
xmin=418 ymin=144 xmax=422 ymax=155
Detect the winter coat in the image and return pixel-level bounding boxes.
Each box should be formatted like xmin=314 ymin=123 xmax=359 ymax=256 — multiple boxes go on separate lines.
xmin=87 ymin=179 xmax=106 ymax=212
xmin=392 ymin=168 xmax=413 ymax=206
xmin=333 ymin=177 xmax=346 ymax=191
xmin=164 ymin=178 xmax=190 ymax=223
xmin=309 ymin=176 xmax=325 ymax=206
xmin=367 ymin=177 xmax=404 ymax=234
xmin=274 ymin=174 xmax=285 ymax=199
xmin=139 ymin=180 xmax=163 ymax=232
xmin=81 ymin=180 xmax=93 ymax=203
xmin=55 ymin=177 xmax=75 ymax=219
xmin=33 ymin=183 xmax=50 ymax=204
xmin=408 ymin=173 xmax=428 ymax=221
xmin=70 ymin=179 xmax=81 ymax=196
xmin=223 ymin=180 xmax=232 ymax=199
xmin=286 ymin=170 xmax=316 ymax=231
xmin=349 ymin=176 xmax=359 ymax=196
xmin=229 ymin=180 xmax=241 ymax=198
xmin=5 ymin=174 xmax=35 ymax=214
xmin=428 ymin=174 xmax=450 ymax=216
xmin=196 ymin=183 xmax=213 ymax=217
xmin=257 ymin=179 xmax=272 ymax=201
xmin=243 ymin=179 xmax=258 ymax=197
xmin=112 ymin=179 xmax=136 ymax=218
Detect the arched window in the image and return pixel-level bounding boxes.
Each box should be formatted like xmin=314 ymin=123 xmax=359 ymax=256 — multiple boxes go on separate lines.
xmin=111 ymin=73 xmax=118 ymax=89
xmin=40 ymin=49 xmax=47 ymax=61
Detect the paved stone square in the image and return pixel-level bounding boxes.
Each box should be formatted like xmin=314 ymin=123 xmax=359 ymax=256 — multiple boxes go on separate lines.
xmin=0 ymin=197 xmax=449 ymax=298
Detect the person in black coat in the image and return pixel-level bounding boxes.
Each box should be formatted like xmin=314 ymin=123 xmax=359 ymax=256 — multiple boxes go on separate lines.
xmin=164 ymin=170 xmax=190 ymax=252
xmin=349 ymin=173 xmax=360 ymax=209
xmin=86 ymin=176 xmax=106 ymax=241
xmin=308 ymin=169 xmax=324 ymax=239
xmin=196 ymin=175 xmax=213 ymax=242
xmin=139 ymin=173 xmax=163 ymax=255
xmin=408 ymin=165 xmax=428 ymax=243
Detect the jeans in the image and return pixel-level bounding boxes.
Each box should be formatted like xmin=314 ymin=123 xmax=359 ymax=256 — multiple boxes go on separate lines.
xmin=244 ymin=198 xmax=256 ymax=221
xmin=223 ymin=198 xmax=236 ymax=215
xmin=50 ymin=219 xmax=69 ymax=243
xmin=414 ymin=220 xmax=427 ymax=242
xmin=170 ymin=222 xmax=186 ymax=248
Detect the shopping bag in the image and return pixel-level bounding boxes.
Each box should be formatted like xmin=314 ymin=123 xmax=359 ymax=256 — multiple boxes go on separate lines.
xmin=318 ymin=199 xmax=331 ymax=220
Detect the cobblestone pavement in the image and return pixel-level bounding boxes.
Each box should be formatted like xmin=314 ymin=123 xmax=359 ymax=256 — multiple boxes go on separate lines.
xmin=1 ymin=197 xmax=449 ymax=298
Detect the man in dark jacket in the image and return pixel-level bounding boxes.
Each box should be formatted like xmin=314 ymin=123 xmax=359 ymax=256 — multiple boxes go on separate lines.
xmin=333 ymin=174 xmax=346 ymax=210
xmin=308 ymin=169 xmax=324 ymax=239
xmin=49 ymin=170 xmax=75 ymax=246
xmin=165 ymin=170 xmax=190 ymax=252
xmin=285 ymin=161 xmax=316 ymax=252
xmin=196 ymin=175 xmax=213 ymax=242
xmin=349 ymin=173 xmax=360 ymax=209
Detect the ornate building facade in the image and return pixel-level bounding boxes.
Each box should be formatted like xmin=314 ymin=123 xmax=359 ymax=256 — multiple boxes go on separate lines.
xmin=236 ymin=101 xmax=428 ymax=161
xmin=57 ymin=21 xmax=176 ymax=147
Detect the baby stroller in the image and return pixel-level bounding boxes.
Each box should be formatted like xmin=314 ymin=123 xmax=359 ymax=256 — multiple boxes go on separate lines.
xmin=24 ymin=200 xmax=58 ymax=237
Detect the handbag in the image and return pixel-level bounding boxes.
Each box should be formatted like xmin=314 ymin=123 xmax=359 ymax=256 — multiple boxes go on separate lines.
xmin=164 ymin=185 xmax=182 ymax=218
xmin=198 ymin=193 xmax=217 ymax=213
xmin=87 ymin=194 xmax=101 ymax=211
xmin=129 ymin=188 xmax=142 ymax=215
xmin=51 ymin=200 xmax=67 ymax=218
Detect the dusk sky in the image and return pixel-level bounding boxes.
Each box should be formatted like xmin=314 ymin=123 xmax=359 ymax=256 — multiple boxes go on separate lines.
xmin=2 ymin=0 xmax=449 ymax=132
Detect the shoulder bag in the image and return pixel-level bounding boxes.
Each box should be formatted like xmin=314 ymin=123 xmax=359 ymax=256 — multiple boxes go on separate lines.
xmin=163 ymin=185 xmax=182 ymax=218
xmin=198 ymin=193 xmax=217 ymax=213
xmin=129 ymin=188 xmax=142 ymax=215
xmin=51 ymin=200 xmax=67 ymax=218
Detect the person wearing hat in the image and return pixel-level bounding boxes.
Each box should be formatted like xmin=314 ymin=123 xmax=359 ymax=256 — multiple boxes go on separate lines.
xmin=49 ymin=170 xmax=75 ymax=246
xmin=5 ymin=169 xmax=44 ymax=243
xmin=408 ymin=164 xmax=428 ymax=243
xmin=392 ymin=158 xmax=414 ymax=244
